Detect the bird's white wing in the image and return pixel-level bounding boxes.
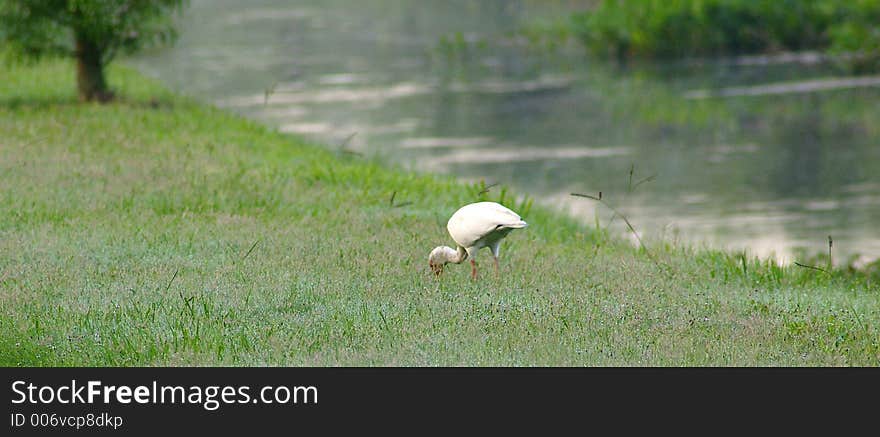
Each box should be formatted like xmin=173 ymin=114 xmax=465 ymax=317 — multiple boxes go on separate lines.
xmin=446 ymin=202 xmax=525 ymax=248
xmin=480 ymin=202 xmax=526 ymax=226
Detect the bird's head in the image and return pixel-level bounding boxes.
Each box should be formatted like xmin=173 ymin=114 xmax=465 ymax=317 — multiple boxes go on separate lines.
xmin=428 ymin=246 xmax=463 ymax=276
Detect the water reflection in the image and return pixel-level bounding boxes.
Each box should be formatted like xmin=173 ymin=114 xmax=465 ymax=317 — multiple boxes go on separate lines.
xmin=132 ymin=0 xmax=880 ymax=264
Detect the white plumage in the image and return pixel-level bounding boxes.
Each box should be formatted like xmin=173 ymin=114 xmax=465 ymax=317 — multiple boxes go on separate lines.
xmin=428 ymin=201 xmax=528 ymax=278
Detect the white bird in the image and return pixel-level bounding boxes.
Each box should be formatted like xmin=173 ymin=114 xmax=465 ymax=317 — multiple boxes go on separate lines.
xmin=428 ymin=201 xmax=528 ymax=279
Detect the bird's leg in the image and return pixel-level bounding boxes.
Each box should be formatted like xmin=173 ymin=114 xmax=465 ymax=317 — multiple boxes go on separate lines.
xmin=490 ymin=243 xmax=501 ymax=277
xmin=470 ymin=259 xmax=477 ymax=280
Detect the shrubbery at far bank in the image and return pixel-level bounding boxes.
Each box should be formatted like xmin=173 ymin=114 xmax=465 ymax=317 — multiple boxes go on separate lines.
xmin=568 ymin=0 xmax=880 ymax=70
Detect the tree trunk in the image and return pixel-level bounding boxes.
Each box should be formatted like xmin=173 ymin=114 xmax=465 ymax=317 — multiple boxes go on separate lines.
xmin=74 ymin=33 xmax=113 ymax=103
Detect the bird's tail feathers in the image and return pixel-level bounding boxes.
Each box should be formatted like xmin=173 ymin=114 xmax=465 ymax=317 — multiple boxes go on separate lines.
xmin=504 ymin=220 xmax=528 ymax=229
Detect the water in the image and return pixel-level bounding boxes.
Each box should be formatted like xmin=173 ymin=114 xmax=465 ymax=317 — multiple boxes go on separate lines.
xmin=132 ymin=0 xmax=880 ymax=266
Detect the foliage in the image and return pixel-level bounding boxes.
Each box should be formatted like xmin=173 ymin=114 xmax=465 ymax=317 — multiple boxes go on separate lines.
xmin=1 ymin=0 xmax=186 ymax=63
xmin=826 ymin=1 xmax=880 ymax=72
xmin=568 ymin=0 xmax=880 ymax=67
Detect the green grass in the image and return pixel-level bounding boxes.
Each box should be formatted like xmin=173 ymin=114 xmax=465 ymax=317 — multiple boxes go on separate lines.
xmin=1 ymin=59 xmax=878 ymax=366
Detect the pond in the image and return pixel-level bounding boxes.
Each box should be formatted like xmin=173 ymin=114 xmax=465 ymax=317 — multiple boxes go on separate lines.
xmin=132 ymin=0 xmax=880 ymax=266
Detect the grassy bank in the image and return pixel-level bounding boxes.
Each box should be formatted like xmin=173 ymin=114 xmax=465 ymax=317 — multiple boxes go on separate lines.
xmin=1 ymin=59 xmax=878 ymax=366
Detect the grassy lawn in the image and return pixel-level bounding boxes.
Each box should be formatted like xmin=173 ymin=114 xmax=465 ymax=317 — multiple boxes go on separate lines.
xmin=1 ymin=59 xmax=878 ymax=366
